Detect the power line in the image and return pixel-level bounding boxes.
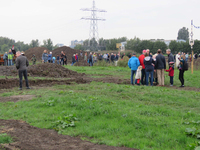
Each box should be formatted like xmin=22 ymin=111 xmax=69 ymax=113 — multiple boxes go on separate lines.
xmin=81 ymin=0 xmax=106 ymax=51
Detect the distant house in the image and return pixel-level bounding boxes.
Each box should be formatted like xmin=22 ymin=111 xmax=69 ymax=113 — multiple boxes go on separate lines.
xmin=143 ymin=39 xmax=186 ymax=46
xmin=56 ymin=43 xmax=64 ymax=47
xmin=70 ymin=40 xmax=83 ymax=48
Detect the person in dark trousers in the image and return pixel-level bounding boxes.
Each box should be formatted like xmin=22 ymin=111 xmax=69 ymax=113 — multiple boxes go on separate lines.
xmin=139 ymin=50 xmax=146 ymax=85
xmin=155 ymin=49 xmax=166 ymax=86
xmin=128 ymin=53 xmax=131 ymax=58
xmin=111 ymin=53 xmax=115 ymax=63
xmin=63 ymin=53 xmax=67 ymax=65
xmin=178 ymin=55 xmax=186 ymax=87
xmin=3 ymin=52 xmax=8 ymax=66
xmin=128 ymin=53 xmax=140 ymax=85
xmin=56 ymin=55 xmax=60 ymax=64
xmin=15 ymin=51 xmax=30 ymax=90
xmin=144 ymin=53 xmax=154 ymax=86
xmin=165 ymin=62 xmax=174 ymax=86
xmin=166 ymin=49 xmax=174 ymax=64
xmin=60 ymin=51 xmax=64 ymax=65
xmin=89 ymin=52 xmax=93 ymax=66
xmin=71 ymin=54 xmax=76 ymax=66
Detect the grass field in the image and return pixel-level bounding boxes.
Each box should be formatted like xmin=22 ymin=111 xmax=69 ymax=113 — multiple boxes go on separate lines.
xmin=0 ymin=66 xmax=200 ymax=150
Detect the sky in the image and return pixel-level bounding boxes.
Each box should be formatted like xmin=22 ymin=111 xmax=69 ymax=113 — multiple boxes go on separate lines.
xmin=0 ymin=0 xmax=199 ymax=46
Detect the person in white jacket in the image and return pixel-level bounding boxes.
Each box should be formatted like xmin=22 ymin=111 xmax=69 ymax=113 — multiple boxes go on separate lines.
xmin=135 ymin=66 xmax=143 ymax=85
xmin=176 ymin=52 xmax=181 ymax=68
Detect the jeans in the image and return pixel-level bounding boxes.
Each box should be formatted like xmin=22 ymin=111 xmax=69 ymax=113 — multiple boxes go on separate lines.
xmin=170 ymin=76 xmax=174 ymax=85
xmin=141 ymin=69 xmax=146 ymax=85
xmin=71 ymin=62 xmax=75 ymax=66
xmin=130 ymin=70 xmax=136 ymax=84
xmin=4 ymin=59 xmax=7 ymax=66
xmin=89 ymin=60 xmax=93 ymax=66
xmin=8 ymin=60 xmax=12 ymax=66
xmin=179 ymin=70 xmax=185 ymax=85
xmin=57 ymin=60 xmax=59 ymax=64
xmin=146 ymin=71 xmax=154 ymax=86
xmin=19 ymin=70 xmax=29 ymax=88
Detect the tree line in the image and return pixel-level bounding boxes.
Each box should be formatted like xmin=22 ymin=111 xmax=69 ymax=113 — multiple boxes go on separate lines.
xmin=0 ymin=37 xmax=57 ymax=54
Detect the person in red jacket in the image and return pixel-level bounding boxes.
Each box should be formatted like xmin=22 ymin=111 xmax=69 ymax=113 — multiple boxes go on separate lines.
xmin=139 ymin=50 xmax=146 ymax=85
xmin=165 ymin=62 xmax=174 ymax=86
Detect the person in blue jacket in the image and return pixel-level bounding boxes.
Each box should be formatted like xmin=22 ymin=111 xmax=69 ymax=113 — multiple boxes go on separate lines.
xmin=42 ymin=50 xmax=48 ymax=63
xmin=48 ymin=52 xmax=52 ymax=63
xmin=128 ymin=53 xmax=140 ymax=85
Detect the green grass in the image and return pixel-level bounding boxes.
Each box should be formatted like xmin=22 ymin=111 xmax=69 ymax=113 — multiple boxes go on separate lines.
xmin=0 ymin=81 xmax=200 ymax=150
xmin=66 ymin=66 xmax=200 ymax=88
xmin=0 ymin=133 xmax=12 ymax=144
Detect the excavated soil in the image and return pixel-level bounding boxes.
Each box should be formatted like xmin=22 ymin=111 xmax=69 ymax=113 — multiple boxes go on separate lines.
xmin=0 ymin=63 xmax=84 ymax=78
xmin=25 ymin=47 xmax=49 ymax=61
xmin=0 ymin=120 xmax=137 ymax=150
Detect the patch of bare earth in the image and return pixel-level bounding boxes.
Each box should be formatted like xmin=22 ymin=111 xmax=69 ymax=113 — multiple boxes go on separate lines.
xmin=0 ymin=120 xmax=138 ymax=150
xmin=0 ymin=95 xmax=35 ymax=103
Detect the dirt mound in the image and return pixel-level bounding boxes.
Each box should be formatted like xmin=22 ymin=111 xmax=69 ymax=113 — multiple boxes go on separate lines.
xmin=52 ymin=46 xmax=87 ymax=66
xmin=0 ymin=63 xmax=84 ymax=78
xmin=25 ymin=47 xmax=49 ymax=61
xmin=0 ymin=119 xmax=137 ymax=150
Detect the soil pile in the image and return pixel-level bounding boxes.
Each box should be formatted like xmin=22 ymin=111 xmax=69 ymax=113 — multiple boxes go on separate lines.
xmin=52 ymin=46 xmax=87 ymax=66
xmin=0 ymin=119 xmax=137 ymax=150
xmin=25 ymin=47 xmax=49 ymax=61
xmin=0 ymin=63 xmax=84 ymax=78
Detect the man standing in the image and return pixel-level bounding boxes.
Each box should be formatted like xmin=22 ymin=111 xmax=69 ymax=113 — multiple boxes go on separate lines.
xmin=155 ymin=49 xmax=166 ymax=86
xmin=139 ymin=50 xmax=146 ymax=85
xmin=111 ymin=53 xmax=115 ymax=63
xmin=128 ymin=53 xmax=140 ymax=85
xmin=166 ymin=49 xmax=174 ymax=64
xmin=15 ymin=51 xmax=30 ymax=90
xmin=8 ymin=49 xmax=13 ymax=66
xmin=60 ymin=51 xmax=64 ymax=65
xmin=3 ymin=52 xmax=8 ymax=66
xmin=89 ymin=52 xmax=93 ymax=66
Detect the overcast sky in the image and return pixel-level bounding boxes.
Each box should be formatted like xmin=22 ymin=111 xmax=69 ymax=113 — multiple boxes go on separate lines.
xmin=0 ymin=0 xmax=199 ymax=46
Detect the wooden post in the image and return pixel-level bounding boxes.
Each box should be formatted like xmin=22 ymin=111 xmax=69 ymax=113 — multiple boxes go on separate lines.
xmin=191 ymin=50 xmax=194 ymax=74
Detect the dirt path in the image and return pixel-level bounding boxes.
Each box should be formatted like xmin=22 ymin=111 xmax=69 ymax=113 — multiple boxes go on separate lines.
xmin=0 ymin=119 xmax=137 ymax=150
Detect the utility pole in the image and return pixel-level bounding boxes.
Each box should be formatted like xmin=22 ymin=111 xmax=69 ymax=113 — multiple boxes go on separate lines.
xmin=190 ymin=20 xmax=194 ymax=74
xmin=81 ymin=0 xmax=106 ymax=51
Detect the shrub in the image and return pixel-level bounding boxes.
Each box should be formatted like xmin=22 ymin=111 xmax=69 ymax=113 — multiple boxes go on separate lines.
xmin=93 ymin=60 xmax=113 ymax=67
xmin=117 ymin=56 xmax=129 ymax=67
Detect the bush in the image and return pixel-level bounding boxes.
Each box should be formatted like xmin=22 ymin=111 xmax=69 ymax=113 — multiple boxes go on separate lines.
xmin=117 ymin=56 xmax=129 ymax=67
xmin=93 ymin=60 xmax=113 ymax=67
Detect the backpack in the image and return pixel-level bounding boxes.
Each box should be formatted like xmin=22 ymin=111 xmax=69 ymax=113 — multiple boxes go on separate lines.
xmin=183 ymin=61 xmax=188 ymax=71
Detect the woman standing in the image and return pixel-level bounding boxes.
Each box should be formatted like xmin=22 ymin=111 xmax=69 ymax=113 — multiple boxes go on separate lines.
xmin=178 ymin=55 xmax=186 ymax=87
xmin=144 ymin=53 xmax=154 ymax=86
xmin=42 ymin=50 xmax=48 ymax=63
xmin=84 ymin=53 xmax=87 ymax=63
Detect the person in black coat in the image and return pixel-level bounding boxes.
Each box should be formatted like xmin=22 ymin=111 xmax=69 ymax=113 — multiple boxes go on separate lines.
xmin=71 ymin=54 xmax=76 ymax=66
xmin=144 ymin=53 xmax=154 ymax=86
xmin=111 ymin=53 xmax=115 ymax=63
xmin=166 ymin=49 xmax=174 ymax=64
xmin=155 ymin=49 xmax=166 ymax=86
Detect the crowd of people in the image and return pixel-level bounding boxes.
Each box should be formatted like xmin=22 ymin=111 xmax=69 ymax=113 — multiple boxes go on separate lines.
xmin=128 ymin=49 xmax=188 ymax=87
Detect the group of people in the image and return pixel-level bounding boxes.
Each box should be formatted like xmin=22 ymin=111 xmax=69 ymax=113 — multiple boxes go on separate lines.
xmin=128 ymin=49 xmax=188 ymax=87
xmin=2 ymin=49 xmax=17 ymax=66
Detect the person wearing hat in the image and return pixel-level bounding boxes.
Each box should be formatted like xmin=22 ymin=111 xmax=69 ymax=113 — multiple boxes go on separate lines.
xmin=128 ymin=53 xmax=140 ymax=85
xmin=31 ymin=54 xmax=36 ymax=65
xmin=165 ymin=62 xmax=174 ymax=86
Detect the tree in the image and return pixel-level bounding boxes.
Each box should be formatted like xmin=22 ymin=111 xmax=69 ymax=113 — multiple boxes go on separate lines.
xmin=43 ymin=39 xmax=53 ymax=50
xmin=177 ymin=27 xmax=189 ymax=41
xmin=169 ymin=40 xmax=179 ymax=53
xmin=126 ymin=37 xmax=141 ymax=51
xmin=30 ymin=39 xmax=40 ymax=48
xmin=152 ymin=41 xmax=167 ymax=54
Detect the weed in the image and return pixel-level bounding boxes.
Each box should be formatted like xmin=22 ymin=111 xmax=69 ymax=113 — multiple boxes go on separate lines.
xmin=0 ymin=133 xmax=12 ymax=144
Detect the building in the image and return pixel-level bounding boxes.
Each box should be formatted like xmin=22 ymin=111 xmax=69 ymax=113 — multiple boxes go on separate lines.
xmin=70 ymin=40 xmax=83 ymax=48
xmin=56 ymin=43 xmax=64 ymax=47
xmin=144 ymin=39 xmax=186 ymax=46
